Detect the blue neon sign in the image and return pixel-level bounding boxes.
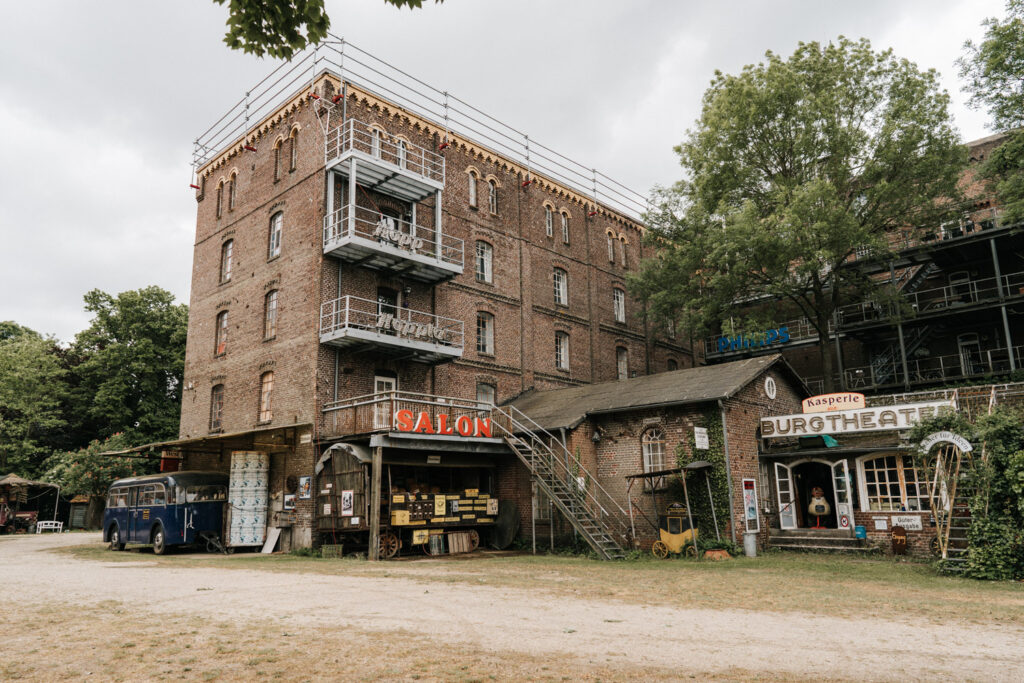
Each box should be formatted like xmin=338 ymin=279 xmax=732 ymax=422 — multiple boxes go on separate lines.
xmin=716 ymin=326 xmax=790 ymax=353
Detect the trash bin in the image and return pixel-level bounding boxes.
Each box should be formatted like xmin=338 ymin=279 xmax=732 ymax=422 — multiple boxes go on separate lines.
xmin=743 ymin=531 xmax=757 ymax=558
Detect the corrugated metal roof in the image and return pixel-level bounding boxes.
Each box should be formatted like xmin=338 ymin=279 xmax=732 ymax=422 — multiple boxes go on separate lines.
xmin=508 ymin=355 xmax=804 ymax=431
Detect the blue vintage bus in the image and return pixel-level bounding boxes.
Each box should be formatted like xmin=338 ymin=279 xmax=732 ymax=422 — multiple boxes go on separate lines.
xmin=103 ymin=471 xmax=228 ymax=554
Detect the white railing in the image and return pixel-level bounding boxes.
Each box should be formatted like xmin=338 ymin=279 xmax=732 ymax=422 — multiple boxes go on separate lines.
xmin=323 ymin=204 xmax=463 ymax=267
xmin=319 ymin=295 xmax=464 ymax=349
xmin=839 ymin=345 xmax=1024 ymax=390
xmin=322 ymin=391 xmax=488 ymax=434
xmin=326 ymin=117 xmax=444 ymax=184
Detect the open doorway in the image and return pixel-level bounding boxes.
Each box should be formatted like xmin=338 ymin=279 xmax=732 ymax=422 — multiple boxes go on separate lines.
xmin=792 ymin=462 xmax=836 ymax=528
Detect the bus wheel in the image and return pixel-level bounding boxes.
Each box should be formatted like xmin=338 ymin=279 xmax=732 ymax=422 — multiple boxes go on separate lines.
xmin=109 ymin=525 xmax=125 ymax=551
xmin=152 ymin=525 xmax=167 ymax=555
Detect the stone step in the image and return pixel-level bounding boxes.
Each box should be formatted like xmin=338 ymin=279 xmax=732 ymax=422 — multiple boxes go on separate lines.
xmin=769 ymin=543 xmax=877 ymax=553
xmin=770 ymin=534 xmax=862 ymax=546
xmin=770 ymin=528 xmax=855 ymax=539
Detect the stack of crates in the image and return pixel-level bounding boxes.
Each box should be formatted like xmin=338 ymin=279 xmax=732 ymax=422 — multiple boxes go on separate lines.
xmin=228 ymin=451 xmax=269 ymax=547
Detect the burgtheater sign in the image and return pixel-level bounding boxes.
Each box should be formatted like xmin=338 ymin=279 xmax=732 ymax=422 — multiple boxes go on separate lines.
xmin=761 ymin=400 xmax=954 ymax=438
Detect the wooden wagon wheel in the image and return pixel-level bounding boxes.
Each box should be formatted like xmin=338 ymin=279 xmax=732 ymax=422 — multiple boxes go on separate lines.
xmin=684 ymin=544 xmax=698 ymax=559
xmin=651 ymin=541 xmax=669 ymax=559
xmin=468 ymin=529 xmax=480 ymax=551
xmin=379 ymin=531 xmax=400 ymax=560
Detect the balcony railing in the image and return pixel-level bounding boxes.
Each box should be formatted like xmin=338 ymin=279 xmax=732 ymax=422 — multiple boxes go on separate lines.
xmin=837 ymin=270 xmax=1024 ymax=327
xmin=319 ymin=296 xmax=464 ymax=363
xmin=323 ymin=205 xmax=463 ymax=281
xmin=847 ymin=206 xmax=1004 ymax=263
xmin=818 ymin=345 xmax=1024 ymax=391
xmin=322 ymin=391 xmax=492 ymax=436
xmin=326 ymin=118 xmax=444 ymax=201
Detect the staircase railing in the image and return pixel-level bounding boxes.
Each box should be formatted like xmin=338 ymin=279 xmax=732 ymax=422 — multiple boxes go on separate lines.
xmin=489 ymin=404 xmax=634 ymax=558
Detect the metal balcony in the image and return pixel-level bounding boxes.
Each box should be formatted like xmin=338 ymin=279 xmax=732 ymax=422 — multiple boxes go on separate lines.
xmin=319 ymin=296 xmax=463 ymax=363
xmin=321 ymin=391 xmax=492 ymax=436
xmin=326 ymin=118 xmax=444 ymax=202
xmin=323 ymin=205 xmax=463 ymax=282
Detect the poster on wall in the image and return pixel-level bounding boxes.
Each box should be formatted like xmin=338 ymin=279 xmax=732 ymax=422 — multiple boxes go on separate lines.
xmin=341 ymin=490 xmax=354 ymax=517
xmin=298 ymin=476 xmax=312 ymax=499
xmin=283 ymin=494 xmax=296 ymax=511
xmin=742 ymin=478 xmax=760 ymax=533
xmin=694 ymin=427 xmax=710 ymax=450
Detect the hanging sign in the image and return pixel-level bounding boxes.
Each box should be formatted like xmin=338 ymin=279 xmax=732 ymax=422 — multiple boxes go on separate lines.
xmin=892 ymin=515 xmax=924 ymax=531
xmin=760 ymin=400 xmax=954 ymax=438
xmin=394 ymin=410 xmax=493 ymax=437
xmin=919 ymin=431 xmax=973 ymax=453
xmin=802 ymin=392 xmax=865 ymax=413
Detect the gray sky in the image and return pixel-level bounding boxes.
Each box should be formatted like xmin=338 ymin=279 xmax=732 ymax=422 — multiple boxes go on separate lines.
xmin=0 ymin=0 xmax=1006 ymax=342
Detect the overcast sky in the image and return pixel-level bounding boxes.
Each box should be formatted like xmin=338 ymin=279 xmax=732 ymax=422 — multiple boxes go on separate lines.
xmin=0 ymin=0 xmax=1006 ymax=342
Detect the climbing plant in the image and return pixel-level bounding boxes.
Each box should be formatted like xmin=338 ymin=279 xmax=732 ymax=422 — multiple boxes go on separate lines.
xmin=667 ymin=408 xmax=731 ymax=543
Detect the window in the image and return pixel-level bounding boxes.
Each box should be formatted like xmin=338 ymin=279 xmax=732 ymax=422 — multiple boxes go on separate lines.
xmin=560 ymin=212 xmax=569 ymax=244
xmin=209 ymin=384 xmax=224 ymax=431
xmin=553 ymin=268 xmax=568 ymax=306
xmin=613 ymin=288 xmax=626 ymax=323
xmin=371 ymin=128 xmax=382 ymax=158
xmin=488 ymin=179 xmax=498 ymax=214
xmin=264 ymin=290 xmax=278 ymax=339
xmin=619 ymin=236 xmax=627 ymax=267
xmin=219 ymin=239 xmax=233 ymax=283
xmin=533 ymin=486 xmax=551 ymax=521
xmin=555 ymin=331 xmax=569 ymax=370
xmin=268 ymin=211 xmax=283 ymax=259
xmin=475 ymin=241 xmax=493 ymax=283
xmin=545 ymin=206 xmax=553 ymax=238
xmin=616 ymin=347 xmax=628 ymax=380
xmin=258 ymin=371 xmax=274 ymax=423
xmin=289 ymin=129 xmax=298 ymax=171
xmin=468 ymin=171 xmax=478 ymax=207
xmin=139 ymin=484 xmax=167 ymax=507
xmin=667 ymin=359 xmax=678 ymax=371
xmin=215 ymin=181 xmax=224 ymax=218
xmin=228 ymin=172 xmax=237 ymax=211
xmin=642 ymin=428 xmax=666 ymax=474
xmin=397 ymin=139 xmax=407 ymax=169
xmin=607 ymin=233 xmax=615 ymax=262
xmin=860 ymin=454 xmax=929 ymax=512
xmin=107 ymin=488 xmax=128 ymax=509
xmin=476 ymin=312 xmax=494 ymax=355
xmin=215 ymin=311 xmax=228 ymax=355
xmin=273 ymin=139 xmax=282 ymax=181
xmin=476 ymin=383 xmax=496 ymax=407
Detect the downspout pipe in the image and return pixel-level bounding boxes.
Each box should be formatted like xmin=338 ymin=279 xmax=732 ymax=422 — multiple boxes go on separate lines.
xmin=718 ymin=399 xmax=737 ymax=545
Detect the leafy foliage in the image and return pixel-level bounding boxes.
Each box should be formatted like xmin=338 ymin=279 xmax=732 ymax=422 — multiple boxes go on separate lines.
xmin=68 ymin=287 xmax=188 ymax=447
xmin=43 ymin=433 xmax=152 ymax=498
xmin=669 ymin=409 xmax=731 ymax=543
xmin=0 ymin=328 xmax=68 ymax=476
xmin=214 ymin=0 xmax=442 ymax=59
xmin=630 ymin=38 xmax=966 ymax=390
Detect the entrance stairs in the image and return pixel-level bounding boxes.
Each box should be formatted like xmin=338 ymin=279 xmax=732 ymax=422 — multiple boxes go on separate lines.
xmin=768 ymin=528 xmax=875 ymax=554
xmin=489 ymin=405 xmax=632 ymax=560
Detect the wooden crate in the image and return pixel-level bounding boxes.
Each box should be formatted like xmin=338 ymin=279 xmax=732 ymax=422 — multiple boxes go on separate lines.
xmin=321 ymin=544 xmax=344 ymax=559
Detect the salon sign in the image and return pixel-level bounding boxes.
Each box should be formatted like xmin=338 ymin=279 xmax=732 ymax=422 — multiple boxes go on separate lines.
xmin=761 ymin=400 xmax=954 ymax=438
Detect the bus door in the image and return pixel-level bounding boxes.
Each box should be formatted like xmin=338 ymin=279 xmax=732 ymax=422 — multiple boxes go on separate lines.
xmin=129 ymin=486 xmax=144 ymax=542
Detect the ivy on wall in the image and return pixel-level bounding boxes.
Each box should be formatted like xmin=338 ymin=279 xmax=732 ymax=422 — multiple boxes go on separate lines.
xmin=666 ymin=407 xmax=732 ymax=543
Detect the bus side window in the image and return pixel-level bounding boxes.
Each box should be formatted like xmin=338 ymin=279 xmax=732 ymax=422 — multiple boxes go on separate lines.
xmin=139 ymin=485 xmax=155 ymax=506
xmin=152 ymin=484 xmax=166 ymax=506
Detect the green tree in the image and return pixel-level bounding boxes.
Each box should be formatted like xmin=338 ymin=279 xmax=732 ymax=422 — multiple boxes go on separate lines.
xmin=959 ymin=0 xmax=1024 ymax=225
xmin=69 ymin=287 xmax=188 ymax=447
xmin=0 ymin=328 xmax=68 ymax=476
xmin=215 ymin=0 xmax=442 ymax=59
xmin=630 ymin=38 xmax=966 ymax=390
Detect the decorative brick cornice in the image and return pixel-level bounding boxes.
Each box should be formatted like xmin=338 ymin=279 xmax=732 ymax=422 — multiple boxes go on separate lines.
xmin=532 ymin=305 xmax=590 ymax=327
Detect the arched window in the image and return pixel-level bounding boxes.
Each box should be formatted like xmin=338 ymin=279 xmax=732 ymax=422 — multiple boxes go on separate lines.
xmin=215 ymin=181 xmax=224 ymax=218
xmin=544 ymin=206 xmax=554 ymax=238
xmin=555 ymin=331 xmax=569 ymax=370
xmin=397 ymin=138 xmax=407 ymax=169
xmin=468 ymin=170 xmax=478 ymax=207
xmin=209 ymin=384 xmax=225 ymax=432
xmin=273 ymin=139 xmax=283 ymax=181
xmin=667 ymin=358 xmax=678 ymax=372
xmin=488 ymin=179 xmax=498 ymax=214
xmin=613 ymin=288 xmax=626 ymax=323
xmin=553 ymin=268 xmax=568 ymax=306
xmin=642 ymin=428 xmax=666 ymax=489
xmin=264 ymin=290 xmax=279 ymax=339
xmin=219 ymin=239 xmax=233 ymax=283
xmin=475 ymin=241 xmax=493 ymax=283
xmin=228 ymin=171 xmax=237 ymax=211
xmin=618 ymin=235 xmax=627 ymax=267
xmin=607 ymin=232 xmax=615 ymax=262
xmin=560 ymin=212 xmax=569 ymax=244
xmin=371 ymin=128 xmax=383 ymax=158
xmin=258 ymin=371 xmax=274 ymax=423
xmin=214 ymin=310 xmax=228 ymax=355
xmin=289 ymin=128 xmax=298 ymax=171
xmin=476 ymin=312 xmax=494 ymax=355
xmin=616 ymin=346 xmax=628 ymax=380
xmin=476 ymin=383 xmax=496 ymax=407
xmin=268 ymin=211 xmax=283 ymax=259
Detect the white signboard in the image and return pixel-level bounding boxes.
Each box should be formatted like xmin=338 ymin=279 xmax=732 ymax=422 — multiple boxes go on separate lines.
xmin=892 ymin=515 xmax=924 ymax=531
xmin=760 ymin=401 xmax=954 ymax=438
xmin=694 ymin=427 xmax=710 ymax=450
xmin=919 ymin=431 xmax=973 ymax=453
xmin=873 ymin=517 xmax=888 ymax=531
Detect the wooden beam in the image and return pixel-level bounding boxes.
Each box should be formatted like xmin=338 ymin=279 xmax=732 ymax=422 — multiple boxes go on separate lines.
xmin=368 ymin=445 xmax=383 ymax=561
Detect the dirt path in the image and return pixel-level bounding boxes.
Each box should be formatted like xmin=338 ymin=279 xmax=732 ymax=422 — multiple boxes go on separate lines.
xmin=5 ymin=533 xmax=1024 ymax=681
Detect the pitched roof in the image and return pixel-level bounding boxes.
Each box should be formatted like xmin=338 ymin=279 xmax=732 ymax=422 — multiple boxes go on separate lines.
xmin=508 ymin=354 xmax=805 ymax=431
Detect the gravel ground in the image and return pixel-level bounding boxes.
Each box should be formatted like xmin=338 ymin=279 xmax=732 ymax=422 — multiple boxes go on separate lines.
xmin=4 ymin=533 xmax=1024 ymax=681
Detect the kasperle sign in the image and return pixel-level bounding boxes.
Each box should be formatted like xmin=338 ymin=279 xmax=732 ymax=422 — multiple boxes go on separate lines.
xmin=761 ymin=400 xmax=954 ymax=438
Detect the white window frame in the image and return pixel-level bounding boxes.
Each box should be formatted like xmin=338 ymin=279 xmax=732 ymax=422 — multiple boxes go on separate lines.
xmin=268 ymin=212 xmax=283 ymax=259
xmin=855 ymin=453 xmax=931 ymax=513
xmin=397 ymin=139 xmax=408 ymax=169
xmin=553 ymin=268 xmax=568 ymax=306
xmin=613 ymin=288 xmax=626 ymax=323
xmin=476 ymin=382 xmax=496 ymax=407
xmin=475 ymin=241 xmax=493 ymax=283
xmin=545 ymin=206 xmax=553 ymax=238
xmin=642 ymin=428 xmax=666 ymax=490
xmin=220 ymin=239 xmax=233 ymax=283
xmin=607 ymin=234 xmax=615 ymax=262
xmin=476 ymin=312 xmax=494 ymax=355
xmin=258 ymin=371 xmax=274 ymax=423
xmin=468 ymin=172 xmax=478 ymax=207
xmin=264 ymin=290 xmax=278 ymax=339
xmin=555 ymin=331 xmax=569 ymax=370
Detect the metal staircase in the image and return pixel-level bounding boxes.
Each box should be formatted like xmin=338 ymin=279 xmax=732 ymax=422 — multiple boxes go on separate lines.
xmin=869 ymin=324 xmax=934 ymax=386
xmin=900 ymin=261 xmax=940 ymax=296
xmin=489 ymin=405 xmax=632 ymax=559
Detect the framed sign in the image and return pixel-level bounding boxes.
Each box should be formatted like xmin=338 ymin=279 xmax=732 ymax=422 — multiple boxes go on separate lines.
xmin=298 ymin=476 xmax=312 ymax=500
xmin=283 ymin=494 xmax=296 ymax=510
xmin=694 ymin=427 xmax=710 ymax=450
xmin=341 ymin=490 xmax=354 ymax=517
xmin=742 ymin=478 xmax=760 ymax=533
